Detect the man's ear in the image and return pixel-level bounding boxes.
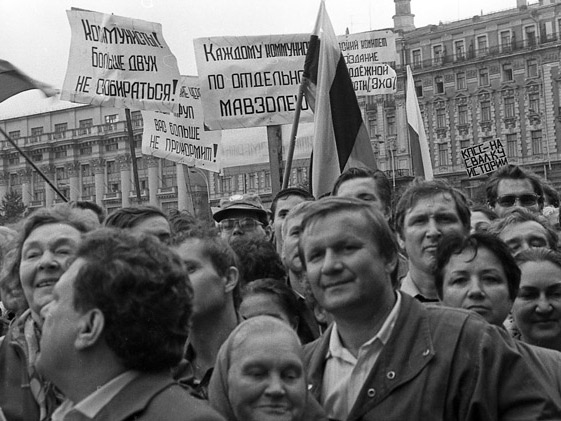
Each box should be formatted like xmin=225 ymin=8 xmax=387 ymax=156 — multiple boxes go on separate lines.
xmin=75 ymin=309 xmax=104 ymax=350
xmin=264 ymin=224 xmax=272 ymax=240
xmin=224 ymin=266 xmax=239 ymax=293
xmin=397 ymin=233 xmax=405 ymax=249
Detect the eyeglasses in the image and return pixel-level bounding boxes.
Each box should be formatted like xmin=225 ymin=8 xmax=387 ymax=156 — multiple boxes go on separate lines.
xmin=496 ymin=194 xmax=539 ymax=207
xmin=218 ymin=217 xmax=263 ymax=232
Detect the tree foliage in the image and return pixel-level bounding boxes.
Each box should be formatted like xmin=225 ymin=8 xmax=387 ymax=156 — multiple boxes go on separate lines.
xmin=0 ymin=190 xmax=27 ymax=225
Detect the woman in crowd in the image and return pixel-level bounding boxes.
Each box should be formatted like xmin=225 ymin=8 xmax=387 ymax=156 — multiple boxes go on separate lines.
xmin=434 ymin=232 xmax=561 ymax=402
xmin=208 ymin=315 xmax=326 ymax=421
xmin=0 ymin=205 xmax=98 ymax=421
xmin=514 ymin=248 xmax=561 ymax=352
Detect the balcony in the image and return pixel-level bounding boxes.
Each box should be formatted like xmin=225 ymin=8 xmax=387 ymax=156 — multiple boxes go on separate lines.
xmin=157 ymin=186 xmax=178 ymax=197
xmin=103 ymin=191 xmax=122 ymax=200
xmin=129 ymin=189 xmax=149 ymax=198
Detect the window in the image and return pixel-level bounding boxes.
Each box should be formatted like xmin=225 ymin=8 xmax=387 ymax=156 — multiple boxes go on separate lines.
xmin=83 ymin=185 xmax=95 ymax=197
xmin=55 ymin=149 xmax=67 ymax=159
xmin=415 ymin=79 xmax=423 ymax=97
xmin=162 ymin=175 xmax=175 ymax=188
xmin=131 ymin=111 xmax=143 ymax=128
xmin=78 ymin=119 xmax=93 ymax=135
xmin=33 ymin=190 xmax=45 ymax=202
xmin=368 ymin=117 xmax=377 ymax=138
xmin=386 ymin=114 xmax=396 ymax=136
xmin=502 ymin=63 xmax=513 ymax=81
xmin=106 ymin=161 xmax=116 ymax=175
xmin=8 ymin=130 xmax=20 ymax=139
xmin=105 ymin=114 xmax=118 ymax=124
xmin=504 ymin=96 xmax=516 ymax=119
xmin=31 ymin=127 xmax=43 ymax=136
xmin=476 ymin=35 xmax=488 ymax=56
xmin=81 ymin=164 xmax=91 ymax=177
xmin=435 ymin=76 xmax=444 ymax=94
xmin=248 ymin=174 xmax=256 ymax=190
xmin=527 ymin=59 xmax=538 ymax=78
xmin=481 ymin=101 xmax=492 ymax=122
xmin=8 ymin=154 xmax=19 ymax=165
xmin=438 ymin=143 xmax=449 ymax=165
xmin=500 ymin=31 xmax=511 ymax=52
xmin=525 ymin=25 xmax=537 ymax=47
xmin=105 ymin=142 xmax=119 ymax=152
xmin=531 ymin=130 xmax=543 ymax=155
xmin=460 ymin=139 xmax=470 ymax=150
xmin=436 ymin=107 xmax=446 ymax=129
xmin=110 ymin=183 xmax=119 ymax=193
xmin=221 ymin=177 xmax=232 ymax=193
xmin=55 ymin=167 xmax=66 ymax=182
xmin=54 ymin=123 xmax=67 ymax=133
xmin=412 ymin=49 xmax=422 ymax=68
xmin=32 ymin=154 xmax=42 ymax=162
xmin=458 ymin=104 xmax=468 ymax=125
xmin=9 ymin=173 xmax=19 ymax=186
xmin=80 ymin=145 xmax=92 ymax=155
xmin=454 ymin=40 xmax=465 ymax=60
xmin=264 ymin=172 xmax=271 ymax=189
xmin=433 ymin=45 xmax=443 ymax=64
xmin=529 ymin=92 xmax=540 ymax=114
xmin=456 ymin=72 xmax=466 ymax=90
xmin=506 ymin=134 xmax=517 ymax=157
xmin=479 ymin=68 xmax=489 ymax=86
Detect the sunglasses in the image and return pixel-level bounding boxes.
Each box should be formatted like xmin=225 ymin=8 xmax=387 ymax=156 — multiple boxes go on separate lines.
xmin=218 ymin=217 xmax=263 ymax=232
xmin=496 ymin=193 xmax=539 ymax=207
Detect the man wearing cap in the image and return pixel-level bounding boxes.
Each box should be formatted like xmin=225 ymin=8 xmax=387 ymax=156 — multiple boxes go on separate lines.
xmin=213 ymin=194 xmax=271 ymax=243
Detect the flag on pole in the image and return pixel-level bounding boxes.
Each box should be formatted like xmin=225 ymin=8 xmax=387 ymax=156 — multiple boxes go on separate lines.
xmin=0 ymin=59 xmax=57 ymax=104
xmin=304 ymin=1 xmax=377 ymax=198
xmin=406 ymin=65 xmax=433 ymax=180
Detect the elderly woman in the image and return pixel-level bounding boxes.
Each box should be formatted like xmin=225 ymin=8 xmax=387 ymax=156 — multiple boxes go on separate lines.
xmin=434 ymin=232 xmax=561 ymax=403
xmin=0 ymin=205 xmax=98 ymax=421
xmin=514 ymin=248 xmax=561 ymax=352
xmin=209 ymin=316 xmax=326 ymax=421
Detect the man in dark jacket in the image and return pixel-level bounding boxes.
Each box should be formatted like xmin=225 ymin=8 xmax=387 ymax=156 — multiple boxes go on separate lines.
xmin=298 ymin=197 xmax=559 ymax=421
xmin=35 ymin=228 xmax=224 ymax=421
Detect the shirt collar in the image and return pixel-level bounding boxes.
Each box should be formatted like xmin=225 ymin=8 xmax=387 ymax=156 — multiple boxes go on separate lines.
xmin=327 ymin=292 xmax=402 ymax=360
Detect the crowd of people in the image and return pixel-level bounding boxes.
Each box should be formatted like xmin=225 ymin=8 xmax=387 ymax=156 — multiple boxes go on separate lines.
xmin=0 ymin=163 xmax=560 ymax=420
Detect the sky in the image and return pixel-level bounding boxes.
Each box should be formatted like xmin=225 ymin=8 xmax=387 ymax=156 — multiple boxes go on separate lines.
xmin=0 ymin=0 xmax=521 ymax=118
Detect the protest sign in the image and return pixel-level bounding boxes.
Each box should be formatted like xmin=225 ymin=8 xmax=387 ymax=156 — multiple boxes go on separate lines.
xmin=461 ymin=138 xmax=508 ymax=177
xmin=61 ymin=8 xmax=180 ymax=112
xmin=194 ymin=34 xmax=314 ymax=130
xmin=337 ymin=29 xmax=398 ymax=95
xmin=142 ymin=76 xmax=221 ymax=172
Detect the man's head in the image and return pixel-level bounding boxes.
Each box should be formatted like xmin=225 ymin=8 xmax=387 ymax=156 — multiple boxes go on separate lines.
xmin=395 ymin=178 xmax=470 ymax=275
xmin=282 ymin=201 xmax=314 ymax=275
xmin=270 ymin=188 xmax=314 ymax=253
xmin=213 ymin=194 xmax=270 ymax=243
xmin=104 ymin=205 xmax=172 ymax=244
xmin=485 ymin=164 xmax=544 ymax=217
xmin=298 ymin=197 xmax=397 ymax=318
xmin=172 ymin=225 xmax=240 ymax=319
xmin=37 ymin=229 xmax=192 ymax=392
xmin=488 ymin=207 xmax=558 ymax=257
xmin=332 ymin=167 xmax=392 ymax=220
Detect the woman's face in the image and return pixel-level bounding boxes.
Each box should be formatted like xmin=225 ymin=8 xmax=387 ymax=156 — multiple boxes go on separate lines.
xmin=441 ymin=246 xmax=512 ymax=326
xmin=228 ymin=329 xmax=306 ymax=421
xmin=239 ymin=293 xmax=293 ymax=327
xmin=19 ymin=223 xmax=82 ymax=318
xmin=513 ymin=261 xmax=561 ymax=350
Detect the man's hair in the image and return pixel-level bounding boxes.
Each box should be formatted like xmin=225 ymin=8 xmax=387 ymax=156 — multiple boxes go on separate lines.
xmin=298 ymin=197 xmax=397 ymax=270
xmin=542 ymin=181 xmax=560 ymax=208
xmin=434 ymin=232 xmax=520 ymax=301
xmin=167 ymin=209 xmax=200 ymax=235
xmin=69 ymin=200 xmax=106 ymax=224
xmin=270 ymin=188 xmax=314 ymax=221
xmin=394 ymin=178 xmax=471 ymax=236
xmin=73 ymin=228 xmax=192 ymax=372
xmin=470 ymin=204 xmax=498 ymax=221
xmin=332 ymin=167 xmax=392 ymax=214
xmin=516 ymin=247 xmax=561 ymax=270
xmin=104 ymin=205 xmax=168 ymax=229
xmin=485 ymin=164 xmax=544 ymax=207
xmin=230 ymin=237 xmax=286 ymax=289
xmin=487 ymin=207 xmax=558 ymax=251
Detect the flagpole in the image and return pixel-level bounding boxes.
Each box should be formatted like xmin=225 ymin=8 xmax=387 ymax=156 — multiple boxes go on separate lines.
xmin=282 ymin=77 xmax=308 ymax=190
xmin=0 ymin=127 xmax=68 ymax=202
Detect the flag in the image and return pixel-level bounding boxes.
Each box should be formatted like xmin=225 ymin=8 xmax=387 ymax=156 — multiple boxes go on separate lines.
xmin=406 ymin=65 xmax=433 ymax=180
xmin=0 ymin=59 xmax=57 ymax=104
xmin=304 ymin=1 xmax=377 ymax=198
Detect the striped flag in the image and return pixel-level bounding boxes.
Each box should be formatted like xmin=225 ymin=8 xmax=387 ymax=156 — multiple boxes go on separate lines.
xmin=406 ymin=65 xmax=433 ymax=180
xmin=304 ymin=1 xmax=377 ymax=198
xmin=0 ymin=59 xmax=56 ymax=103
